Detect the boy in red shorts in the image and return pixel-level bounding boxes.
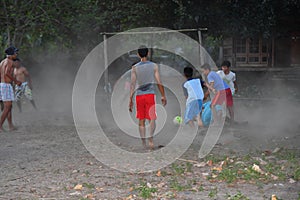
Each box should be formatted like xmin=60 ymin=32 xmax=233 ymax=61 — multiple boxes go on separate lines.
xmin=201 ymin=64 xmax=234 ymax=125
xmin=129 ymin=46 xmax=167 ymax=149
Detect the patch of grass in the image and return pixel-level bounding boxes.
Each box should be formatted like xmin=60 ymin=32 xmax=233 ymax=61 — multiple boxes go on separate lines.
xmin=84 ymin=170 xmax=90 ymax=176
xmin=205 ymin=154 xmax=226 ymax=163
xmin=210 ymin=161 xmax=263 ymax=184
xmin=186 ymin=162 xmax=193 ymax=172
xmin=207 ymin=151 xmax=299 ymax=185
xmin=264 ymin=163 xmax=286 ymax=181
xmin=169 ymin=178 xmax=191 ymax=191
xmin=82 ymin=182 xmax=95 ymax=190
xmin=242 ymin=154 xmax=252 ymax=162
xmin=242 ymin=167 xmax=262 ymax=181
xmin=294 ymin=168 xmax=300 ymax=181
xmin=208 ymin=187 xmax=218 ymax=199
xmin=198 ymin=185 xmax=204 ymax=192
xmin=171 ymin=163 xmax=185 ymax=175
xmin=274 ymin=149 xmax=298 ymax=163
xmin=226 ymin=191 xmax=250 ymax=200
xmin=160 ymin=170 xmax=168 ymax=177
xmin=216 ymin=168 xmax=238 ymax=183
xmin=136 ymin=183 xmax=157 ymax=199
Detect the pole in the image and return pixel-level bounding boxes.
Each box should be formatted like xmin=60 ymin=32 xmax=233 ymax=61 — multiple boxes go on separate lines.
xmin=198 ymin=29 xmax=202 ymax=67
xmin=103 ymin=33 xmax=111 ymax=93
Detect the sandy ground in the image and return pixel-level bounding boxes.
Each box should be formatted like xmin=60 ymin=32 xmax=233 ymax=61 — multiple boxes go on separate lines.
xmin=0 ymin=98 xmax=298 ymax=199
xmin=0 ymin=69 xmax=299 ymax=199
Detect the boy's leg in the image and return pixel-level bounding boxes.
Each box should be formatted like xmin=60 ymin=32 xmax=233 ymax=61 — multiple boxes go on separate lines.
xmin=0 ymin=101 xmax=12 ymax=131
xmin=15 ymin=88 xmax=23 ymax=112
xmin=138 ymin=119 xmax=147 ymax=148
xmin=188 ymin=120 xmax=195 ymax=127
xmin=225 ymin=88 xmax=234 ymax=124
xmin=197 ymin=100 xmax=204 ymax=127
xmin=228 ymin=106 xmax=234 ymax=124
xmin=211 ymin=105 xmax=218 ymax=125
xmin=0 ymin=101 xmax=3 ymax=111
xmin=7 ymin=108 xmax=16 ymax=130
xmin=25 ymin=86 xmax=37 ymax=110
xmin=196 ymin=114 xmax=204 ymax=127
xmin=30 ymin=100 xmax=37 ymax=110
xmin=148 ymin=119 xmax=156 ymax=149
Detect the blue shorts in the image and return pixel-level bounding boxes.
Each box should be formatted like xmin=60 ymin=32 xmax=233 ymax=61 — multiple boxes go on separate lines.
xmin=184 ymin=99 xmax=203 ymax=124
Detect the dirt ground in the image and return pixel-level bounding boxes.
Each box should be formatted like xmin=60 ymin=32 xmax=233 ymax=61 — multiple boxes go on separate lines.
xmin=0 ymin=68 xmax=299 ymax=200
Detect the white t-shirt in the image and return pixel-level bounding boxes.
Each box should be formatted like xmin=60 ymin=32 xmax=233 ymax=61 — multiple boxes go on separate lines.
xmin=217 ymin=70 xmax=236 ymax=95
xmin=183 ymin=78 xmax=204 ymax=105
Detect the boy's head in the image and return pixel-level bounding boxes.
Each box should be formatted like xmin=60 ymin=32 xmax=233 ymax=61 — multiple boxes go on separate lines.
xmin=5 ymin=46 xmax=18 ymax=60
xmin=137 ymin=45 xmax=148 ymax=58
xmin=221 ymin=60 xmax=231 ymax=73
xmin=184 ymin=67 xmax=193 ymax=78
xmin=201 ymin=64 xmax=211 ymax=76
xmin=13 ymin=58 xmax=21 ymax=68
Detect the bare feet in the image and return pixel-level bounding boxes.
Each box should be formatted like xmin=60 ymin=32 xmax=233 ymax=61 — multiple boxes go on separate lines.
xmin=148 ymin=138 xmax=154 ymax=150
xmin=141 ymin=139 xmax=147 ymax=149
xmin=9 ymin=126 xmax=18 ymax=131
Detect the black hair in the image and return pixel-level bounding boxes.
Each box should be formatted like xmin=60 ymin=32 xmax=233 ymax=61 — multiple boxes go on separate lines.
xmin=5 ymin=46 xmax=18 ymax=55
xmin=201 ymin=63 xmax=211 ymax=71
xmin=131 ymin=61 xmax=138 ymax=66
xmin=138 ymin=45 xmax=148 ymax=58
xmin=221 ymin=60 xmax=231 ymax=67
xmin=13 ymin=58 xmax=21 ymax=62
xmin=184 ymin=67 xmax=193 ymax=78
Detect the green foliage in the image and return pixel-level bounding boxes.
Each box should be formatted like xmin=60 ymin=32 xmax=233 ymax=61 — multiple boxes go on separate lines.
xmin=294 ymin=168 xmax=300 ymax=181
xmin=169 ymin=178 xmax=192 ymax=191
xmin=136 ymin=183 xmax=157 ymax=199
xmin=208 ymin=187 xmax=218 ymax=199
xmin=227 ymin=191 xmax=250 ymax=200
xmin=1 ymin=0 xmax=299 ymax=57
xmin=82 ymin=182 xmax=95 ymax=189
xmin=171 ymin=163 xmax=185 ymax=175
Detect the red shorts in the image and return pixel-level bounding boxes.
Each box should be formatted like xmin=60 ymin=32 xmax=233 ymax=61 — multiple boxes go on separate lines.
xmin=211 ymin=88 xmax=233 ymax=107
xmin=135 ymin=94 xmax=157 ymax=120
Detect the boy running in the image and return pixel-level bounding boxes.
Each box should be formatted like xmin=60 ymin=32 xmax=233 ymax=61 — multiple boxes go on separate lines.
xmin=182 ymin=67 xmax=204 ymax=127
xmin=14 ymin=58 xmax=37 ymax=112
xmin=129 ymin=46 xmax=167 ymax=150
xmin=201 ymin=64 xmax=234 ymax=125
xmin=0 ymin=47 xmax=21 ymax=131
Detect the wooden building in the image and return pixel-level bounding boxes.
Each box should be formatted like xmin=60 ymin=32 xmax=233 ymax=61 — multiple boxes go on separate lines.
xmin=222 ymin=32 xmax=300 ymax=68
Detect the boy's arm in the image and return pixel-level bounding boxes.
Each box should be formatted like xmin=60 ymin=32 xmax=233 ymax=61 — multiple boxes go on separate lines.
xmin=129 ymin=66 xmax=136 ymax=112
xmin=154 ymin=64 xmax=167 ymax=106
xmin=5 ymin=63 xmax=21 ymax=85
xmin=203 ymin=90 xmax=210 ymax=101
xmin=182 ymin=83 xmax=188 ymax=99
xmin=233 ymin=80 xmax=238 ymax=93
xmin=232 ymin=72 xmax=238 ymax=93
xmin=205 ymin=81 xmax=216 ymax=93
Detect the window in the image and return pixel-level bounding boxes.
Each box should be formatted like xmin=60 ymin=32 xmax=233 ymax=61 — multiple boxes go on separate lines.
xmin=249 ymin=38 xmax=259 ymax=53
xmin=236 ymin=39 xmax=246 ymax=53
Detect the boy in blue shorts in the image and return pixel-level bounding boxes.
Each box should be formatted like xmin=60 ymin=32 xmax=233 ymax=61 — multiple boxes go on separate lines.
xmin=182 ymin=67 xmax=204 ymax=127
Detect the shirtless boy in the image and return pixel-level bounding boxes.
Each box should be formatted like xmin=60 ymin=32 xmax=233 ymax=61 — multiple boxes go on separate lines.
xmin=14 ymin=58 xmax=37 ymax=112
xmin=0 ymin=47 xmax=21 ymax=131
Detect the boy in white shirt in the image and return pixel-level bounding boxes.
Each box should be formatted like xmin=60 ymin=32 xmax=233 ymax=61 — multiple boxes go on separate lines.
xmin=217 ymin=61 xmax=238 ymax=95
xmin=182 ymin=67 xmax=204 ymax=127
